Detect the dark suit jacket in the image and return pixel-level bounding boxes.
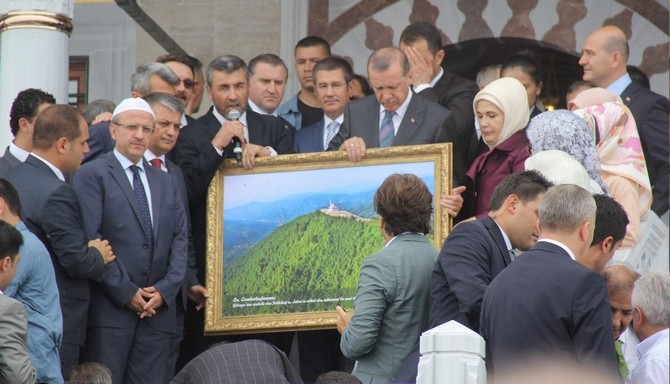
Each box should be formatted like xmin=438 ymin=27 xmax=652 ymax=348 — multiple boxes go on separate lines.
xmin=4 ymin=156 xmax=105 ymax=347
xmin=480 ymin=241 xmax=618 ymax=377
xmin=620 ymin=82 xmax=669 ymax=216
xmin=172 ymin=109 xmax=293 ymax=281
xmin=328 ymin=93 xmax=465 ymax=184
xmin=429 ymin=215 xmax=511 ymax=331
xmin=171 ymin=339 xmax=303 ymax=384
xmin=165 ymin=159 xmax=200 ymax=310
xmin=71 ymin=153 xmax=188 ymax=333
xmin=294 ymin=119 xmax=326 ymax=153
xmin=419 ymin=71 xmax=478 ymax=164
xmin=0 ymin=147 xmax=21 ymax=177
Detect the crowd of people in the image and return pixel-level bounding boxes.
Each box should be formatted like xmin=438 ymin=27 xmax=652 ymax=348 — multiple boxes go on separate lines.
xmin=0 ymin=19 xmax=668 ymax=384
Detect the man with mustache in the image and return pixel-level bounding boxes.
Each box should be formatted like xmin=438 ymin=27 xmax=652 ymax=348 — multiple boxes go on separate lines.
xmin=157 ymin=53 xmax=199 ymax=125
xmin=71 ymin=98 xmax=189 ymax=384
xmin=84 ymin=63 xmax=180 ymax=163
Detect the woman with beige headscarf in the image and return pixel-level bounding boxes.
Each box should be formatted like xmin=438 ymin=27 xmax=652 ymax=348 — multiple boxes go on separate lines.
xmin=444 ymin=77 xmax=531 ymax=220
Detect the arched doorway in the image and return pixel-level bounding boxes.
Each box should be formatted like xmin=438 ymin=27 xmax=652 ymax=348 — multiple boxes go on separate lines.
xmin=443 ymin=38 xmax=584 ymax=110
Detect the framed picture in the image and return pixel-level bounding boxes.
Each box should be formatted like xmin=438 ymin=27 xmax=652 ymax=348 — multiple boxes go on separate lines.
xmin=204 ymin=143 xmax=452 ymax=335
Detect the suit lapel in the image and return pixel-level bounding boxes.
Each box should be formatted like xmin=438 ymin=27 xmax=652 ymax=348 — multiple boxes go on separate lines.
xmin=481 ymin=216 xmax=512 ymax=266
xmin=107 ymin=154 xmax=147 ymax=235
xmin=368 ymin=99 xmax=381 ymax=147
xmin=394 ymin=94 xmax=425 ymax=145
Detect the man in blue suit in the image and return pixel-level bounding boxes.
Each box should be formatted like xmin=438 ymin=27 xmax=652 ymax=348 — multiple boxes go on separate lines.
xmin=72 ymin=98 xmax=188 ymax=384
xmin=480 ymin=184 xmax=619 ymax=380
xmin=294 ymin=57 xmax=353 ymax=153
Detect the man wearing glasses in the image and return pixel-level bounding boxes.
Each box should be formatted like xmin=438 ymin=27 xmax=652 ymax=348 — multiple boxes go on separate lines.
xmin=157 ymin=53 xmax=200 ymax=124
xmin=72 ymin=97 xmax=188 ymax=384
xmin=83 ymin=62 xmax=180 ymax=164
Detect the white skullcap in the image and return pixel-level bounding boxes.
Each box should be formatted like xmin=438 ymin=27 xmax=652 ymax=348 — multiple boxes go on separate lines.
xmin=525 ymin=150 xmax=602 ymax=193
xmin=112 ymin=97 xmax=155 ymax=119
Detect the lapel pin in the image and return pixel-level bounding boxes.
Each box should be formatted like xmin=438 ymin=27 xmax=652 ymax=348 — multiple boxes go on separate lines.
xmin=625 ymin=96 xmax=630 ymax=102
xmin=411 ymin=117 xmax=415 ymax=124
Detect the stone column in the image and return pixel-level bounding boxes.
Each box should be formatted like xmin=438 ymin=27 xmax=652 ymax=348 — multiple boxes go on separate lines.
xmin=0 ymin=0 xmax=73 ymax=149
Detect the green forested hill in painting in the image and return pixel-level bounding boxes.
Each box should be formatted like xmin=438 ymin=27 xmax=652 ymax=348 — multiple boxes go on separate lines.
xmin=223 ymin=211 xmax=384 ymax=315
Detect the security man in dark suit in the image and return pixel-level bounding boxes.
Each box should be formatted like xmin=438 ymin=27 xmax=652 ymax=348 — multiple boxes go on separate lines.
xmin=4 ymin=105 xmax=115 ymax=380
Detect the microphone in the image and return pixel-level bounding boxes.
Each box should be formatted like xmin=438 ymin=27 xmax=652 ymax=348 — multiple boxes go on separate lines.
xmin=226 ymin=109 xmax=242 ymax=164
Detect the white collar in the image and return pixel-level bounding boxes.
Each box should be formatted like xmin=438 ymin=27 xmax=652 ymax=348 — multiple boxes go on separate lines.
xmin=247 ymin=99 xmax=276 ymax=116
xmin=537 ymin=238 xmax=576 ymax=260
xmin=378 ymin=88 xmax=413 ymax=120
xmin=324 ymin=114 xmax=344 ymax=127
xmin=143 ymin=149 xmax=165 ymax=164
xmin=30 ymin=153 xmax=65 ymax=182
xmin=113 ymin=149 xmax=145 ymax=171
xmin=9 ymin=142 xmax=30 ymax=162
xmin=430 ymin=67 xmax=444 ymax=87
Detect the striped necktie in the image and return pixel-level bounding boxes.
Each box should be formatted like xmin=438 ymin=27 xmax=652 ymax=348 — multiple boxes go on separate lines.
xmin=379 ymin=111 xmax=395 ymax=147
xmin=324 ymin=121 xmax=340 ymax=150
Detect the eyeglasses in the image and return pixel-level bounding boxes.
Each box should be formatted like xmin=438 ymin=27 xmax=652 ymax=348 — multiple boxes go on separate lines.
xmin=112 ymin=122 xmax=155 ymax=134
xmin=181 ymin=79 xmax=197 ymax=89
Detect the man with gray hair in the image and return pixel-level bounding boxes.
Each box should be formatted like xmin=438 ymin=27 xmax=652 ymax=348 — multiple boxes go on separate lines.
xmin=84 ymin=62 xmax=180 ymax=163
xmin=480 ymin=184 xmax=618 ymax=380
xmin=627 ymin=272 xmax=669 ymax=384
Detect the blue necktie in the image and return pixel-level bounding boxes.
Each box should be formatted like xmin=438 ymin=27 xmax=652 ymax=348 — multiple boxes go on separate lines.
xmin=130 ymin=165 xmax=154 ymax=248
xmin=379 ymin=111 xmax=395 ymax=147
xmin=324 ymin=121 xmax=340 ymax=150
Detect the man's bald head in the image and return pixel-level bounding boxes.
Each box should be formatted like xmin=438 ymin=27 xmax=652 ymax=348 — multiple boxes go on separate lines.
xmin=579 ymin=26 xmax=629 ymax=87
xmin=602 ymin=264 xmax=640 ymax=294
xmin=602 ymin=264 xmax=640 ymax=339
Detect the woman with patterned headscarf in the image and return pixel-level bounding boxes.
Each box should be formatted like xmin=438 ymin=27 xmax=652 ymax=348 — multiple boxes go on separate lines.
xmin=573 ymin=102 xmax=652 ymax=249
xmin=526 ymin=109 xmax=608 ymax=193
xmin=443 ymin=77 xmax=531 ymax=220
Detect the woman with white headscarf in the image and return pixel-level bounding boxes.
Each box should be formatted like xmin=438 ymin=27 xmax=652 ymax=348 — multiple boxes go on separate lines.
xmin=444 ymin=77 xmax=531 ymax=220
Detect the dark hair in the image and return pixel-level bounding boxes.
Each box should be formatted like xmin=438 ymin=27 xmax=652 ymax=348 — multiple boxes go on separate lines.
xmin=351 ymin=74 xmax=372 ymax=97
xmin=374 ymin=174 xmax=432 ymax=236
xmin=32 ymin=105 xmax=85 ymax=151
xmin=501 ymin=50 xmax=543 ymax=86
xmin=83 ymin=99 xmax=116 ymax=125
xmin=627 ymin=65 xmax=650 ymax=90
xmin=591 ymin=194 xmax=629 ymax=247
xmin=399 ymin=21 xmax=443 ymax=55
xmin=0 ymin=179 xmax=21 ymax=217
xmin=368 ymin=47 xmax=410 ymax=76
xmin=315 ymin=371 xmax=363 ymax=384
xmin=295 ymin=35 xmax=331 ymax=56
xmin=156 ymin=53 xmax=197 ymax=76
xmin=0 ymin=220 xmax=23 ymax=263
xmin=67 ymin=362 xmax=112 ymax=384
xmin=489 ymin=170 xmax=553 ymax=211
xmin=313 ymin=56 xmax=354 ymax=84
xmin=566 ymin=80 xmax=594 ymax=97
xmin=248 ymin=54 xmax=289 ymax=81
xmin=206 ymin=55 xmax=248 ymax=85
xmin=9 ymin=88 xmax=56 ymax=136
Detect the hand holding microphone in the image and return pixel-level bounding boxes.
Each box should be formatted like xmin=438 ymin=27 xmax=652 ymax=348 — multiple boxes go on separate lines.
xmin=226 ymin=109 xmax=243 ymax=165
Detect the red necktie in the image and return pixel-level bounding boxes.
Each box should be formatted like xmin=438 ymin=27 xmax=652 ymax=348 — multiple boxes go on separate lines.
xmin=149 ymin=158 xmax=162 ymax=169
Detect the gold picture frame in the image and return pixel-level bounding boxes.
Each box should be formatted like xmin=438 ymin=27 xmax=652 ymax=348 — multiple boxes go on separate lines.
xmin=205 ymin=143 xmax=452 ymax=335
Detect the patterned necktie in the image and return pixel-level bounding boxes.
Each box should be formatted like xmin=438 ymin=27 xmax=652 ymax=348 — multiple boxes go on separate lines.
xmin=615 ymin=339 xmax=628 ymax=379
xmin=379 ymin=111 xmax=395 ymax=147
xmin=324 ymin=121 xmax=340 ymax=150
xmin=149 ymin=158 xmax=162 ymax=170
xmin=129 ymin=165 xmax=154 ymax=247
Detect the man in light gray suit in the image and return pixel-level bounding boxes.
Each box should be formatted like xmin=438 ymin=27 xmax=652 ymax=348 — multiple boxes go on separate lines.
xmin=0 ymin=221 xmax=36 ymax=384
xmin=72 ymin=98 xmax=188 ymax=384
xmin=328 ymin=47 xmax=465 ymax=183
xmin=335 ymin=174 xmax=438 ymax=384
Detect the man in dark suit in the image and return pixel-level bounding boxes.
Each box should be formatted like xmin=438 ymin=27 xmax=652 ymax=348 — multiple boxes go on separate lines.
xmin=580 ymin=26 xmax=669 ymax=217
xmin=480 ymin=184 xmax=618 ymax=379
xmin=171 ymin=54 xmax=294 ymax=362
xmin=71 ymin=98 xmax=188 ymax=384
xmin=294 ymin=57 xmax=353 ymax=153
xmin=0 ymin=88 xmax=55 ymax=177
xmin=83 ymin=62 xmax=181 ymax=164
xmin=399 ymin=21 xmax=479 ymax=168
xmin=4 ymin=105 xmax=115 ymax=379
xmin=327 ymin=47 xmax=462 ymax=183
xmin=142 ymin=92 xmax=207 ymax=374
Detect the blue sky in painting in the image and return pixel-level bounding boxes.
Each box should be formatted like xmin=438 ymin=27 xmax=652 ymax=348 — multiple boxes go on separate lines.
xmin=224 ymin=161 xmax=435 ymax=209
